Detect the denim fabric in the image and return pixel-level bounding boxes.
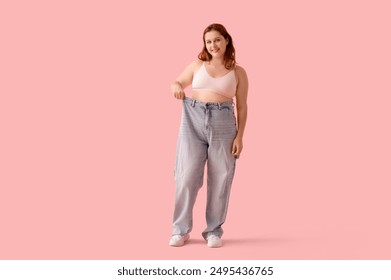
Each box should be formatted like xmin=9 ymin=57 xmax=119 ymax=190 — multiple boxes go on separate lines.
xmin=172 ymin=97 xmax=237 ymax=239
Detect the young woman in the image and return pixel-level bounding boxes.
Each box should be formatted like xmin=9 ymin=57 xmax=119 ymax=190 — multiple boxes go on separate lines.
xmin=170 ymin=23 xmax=248 ymax=248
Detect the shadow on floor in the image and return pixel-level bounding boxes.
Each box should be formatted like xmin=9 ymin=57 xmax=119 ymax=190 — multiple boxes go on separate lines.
xmin=185 ymin=236 xmax=295 ymax=247
xmin=223 ymin=237 xmax=294 ymax=246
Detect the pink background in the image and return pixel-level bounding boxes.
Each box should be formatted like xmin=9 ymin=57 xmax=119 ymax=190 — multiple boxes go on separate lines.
xmin=1 ymin=0 xmax=390 ymax=259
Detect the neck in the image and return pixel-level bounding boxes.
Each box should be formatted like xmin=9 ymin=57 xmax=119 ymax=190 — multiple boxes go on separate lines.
xmin=208 ymin=58 xmax=225 ymax=66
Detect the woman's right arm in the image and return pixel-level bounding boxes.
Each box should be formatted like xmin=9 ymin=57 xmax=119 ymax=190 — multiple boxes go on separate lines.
xmin=171 ymin=60 xmax=201 ymax=100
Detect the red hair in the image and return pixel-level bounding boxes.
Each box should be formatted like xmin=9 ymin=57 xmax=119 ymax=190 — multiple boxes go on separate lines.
xmin=198 ymin=23 xmax=236 ymax=70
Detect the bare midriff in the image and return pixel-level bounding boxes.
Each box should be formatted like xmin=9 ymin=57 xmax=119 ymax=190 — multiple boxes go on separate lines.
xmin=191 ymin=90 xmax=233 ymax=103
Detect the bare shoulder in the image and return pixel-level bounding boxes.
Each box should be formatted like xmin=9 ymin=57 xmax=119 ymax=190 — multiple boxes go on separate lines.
xmin=176 ymin=59 xmax=203 ymax=86
xmin=181 ymin=59 xmax=203 ymax=75
xmin=235 ymin=65 xmax=248 ymax=87
xmin=235 ymin=65 xmax=248 ymax=78
xmin=188 ymin=59 xmax=203 ymax=71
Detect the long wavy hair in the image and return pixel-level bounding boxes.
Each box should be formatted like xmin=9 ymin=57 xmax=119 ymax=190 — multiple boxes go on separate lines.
xmin=198 ymin=23 xmax=236 ymax=70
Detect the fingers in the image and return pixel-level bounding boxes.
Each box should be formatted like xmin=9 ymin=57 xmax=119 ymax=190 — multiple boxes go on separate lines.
xmin=232 ymin=143 xmax=240 ymax=156
xmin=172 ymin=82 xmax=185 ymax=99
xmin=232 ymin=141 xmax=243 ymax=158
xmin=231 ymin=144 xmax=237 ymax=155
xmin=174 ymin=91 xmax=185 ymax=99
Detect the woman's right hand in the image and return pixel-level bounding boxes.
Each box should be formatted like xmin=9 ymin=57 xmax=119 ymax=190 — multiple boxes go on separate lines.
xmin=171 ymin=81 xmax=185 ymax=100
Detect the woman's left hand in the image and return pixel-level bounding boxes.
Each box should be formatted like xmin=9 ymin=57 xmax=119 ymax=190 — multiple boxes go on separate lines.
xmin=231 ymin=137 xmax=243 ymax=159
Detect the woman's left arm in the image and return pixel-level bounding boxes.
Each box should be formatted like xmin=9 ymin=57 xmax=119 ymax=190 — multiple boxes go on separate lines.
xmin=232 ymin=66 xmax=248 ymax=158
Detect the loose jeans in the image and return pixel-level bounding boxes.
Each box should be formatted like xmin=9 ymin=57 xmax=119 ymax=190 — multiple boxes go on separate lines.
xmin=172 ymin=97 xmax=237 ymax=240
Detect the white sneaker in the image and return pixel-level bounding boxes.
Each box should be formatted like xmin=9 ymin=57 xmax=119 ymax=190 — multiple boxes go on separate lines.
xmin=169 ymin=234 xmax=190 ymax=247
xmin=207 ymin=235 xmax=223 ymax=248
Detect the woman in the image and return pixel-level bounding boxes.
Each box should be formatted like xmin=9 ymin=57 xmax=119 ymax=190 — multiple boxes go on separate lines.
xmin=170 ymin=23 xmax=248 ymax=248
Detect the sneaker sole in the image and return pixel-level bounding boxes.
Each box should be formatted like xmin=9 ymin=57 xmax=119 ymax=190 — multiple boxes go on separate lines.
xmin=169 ymin=234 xmax=190 ymax=247
xmin=207 ymin=242 xmax=222 ymax=248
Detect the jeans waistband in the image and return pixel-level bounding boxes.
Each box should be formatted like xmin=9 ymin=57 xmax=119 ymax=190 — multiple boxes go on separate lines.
xmin=183 ymin=97 xmax=234 ymax=108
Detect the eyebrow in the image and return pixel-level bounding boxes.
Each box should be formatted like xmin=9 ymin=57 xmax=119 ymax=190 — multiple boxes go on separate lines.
xmin=205 ymin=36 xmax=222 ymax=41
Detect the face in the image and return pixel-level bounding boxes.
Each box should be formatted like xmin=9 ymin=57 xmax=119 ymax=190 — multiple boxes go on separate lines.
xmin=204 ymin=30 xmax=228 ymax=58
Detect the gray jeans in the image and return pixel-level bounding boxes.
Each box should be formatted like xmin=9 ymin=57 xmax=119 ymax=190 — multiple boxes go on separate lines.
xmin=172 ymin=97 xmax=237 ymax=239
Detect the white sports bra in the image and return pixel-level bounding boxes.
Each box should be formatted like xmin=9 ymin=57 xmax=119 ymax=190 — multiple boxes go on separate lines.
xmin=192 ymin=63 xmax=237 ymax=98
